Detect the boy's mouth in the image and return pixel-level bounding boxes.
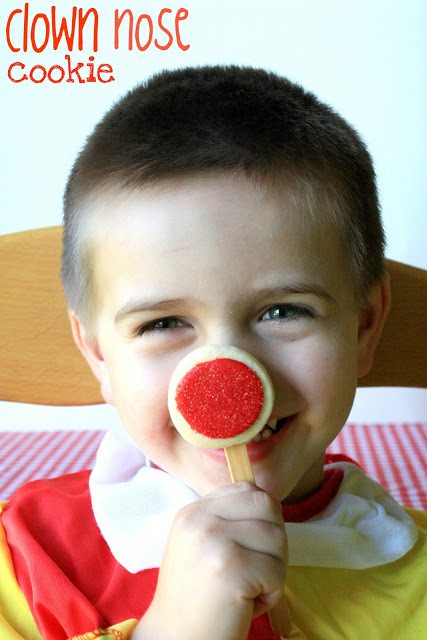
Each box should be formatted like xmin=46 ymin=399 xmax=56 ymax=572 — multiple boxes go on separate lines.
xmin=251 ymin=416 xmax=289 ymax=443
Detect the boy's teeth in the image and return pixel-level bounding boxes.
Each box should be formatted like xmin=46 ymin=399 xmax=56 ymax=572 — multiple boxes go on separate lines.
xmin=251 ymin=417 xmax=288 ymax=443
xmin=252 ymin=426 xmax=274 ymax=443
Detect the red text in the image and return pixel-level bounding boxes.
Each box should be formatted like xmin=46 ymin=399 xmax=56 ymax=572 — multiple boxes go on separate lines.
xmin=8 ymin=55 xmax=114 ymax=83
xmin=114 ymin=7 xmax=189 ymax=51
xmin=6 ymin=3 xmax=98 ymax=52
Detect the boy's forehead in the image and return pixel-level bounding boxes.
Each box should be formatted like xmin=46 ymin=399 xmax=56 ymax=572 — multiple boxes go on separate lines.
xmin=86 ymin=171 xmax=330 ymax=247
xmin=84 ymin=173 xmax=353 ymax=308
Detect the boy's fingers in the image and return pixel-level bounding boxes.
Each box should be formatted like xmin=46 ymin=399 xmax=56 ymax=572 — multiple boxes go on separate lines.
xmin=210 ymin=541 xmax=285 ymax=600
xmin=203 ymin=482 xmax=284 ymax=524
xmin=203 ymin=480 xmax=255 ymax=498
xmin=224 ymin=519 xmax=288 ymax=560
xmin=268 ymin=595 xmax=293 ymax=638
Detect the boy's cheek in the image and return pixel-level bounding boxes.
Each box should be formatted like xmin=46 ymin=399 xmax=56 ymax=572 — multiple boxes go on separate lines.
xmin=284 ymin=328 xmax=358 ymax=385
xmin=293 ymin=336 xmax=358 ymax=414
xmin=105 ymin=359 xmax=174 ymax=423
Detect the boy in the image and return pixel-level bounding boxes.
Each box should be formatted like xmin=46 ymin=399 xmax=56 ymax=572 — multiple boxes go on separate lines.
xmin=0 ymin=66 xmax=425 ymax=639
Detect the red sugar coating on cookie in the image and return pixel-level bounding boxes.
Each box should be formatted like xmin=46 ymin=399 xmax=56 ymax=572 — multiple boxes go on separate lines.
xmin=175 ymin=358 xmax=264 ymax=439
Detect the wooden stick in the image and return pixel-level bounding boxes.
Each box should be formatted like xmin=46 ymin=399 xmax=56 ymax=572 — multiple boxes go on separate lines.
xmin=224 ymin=443 xmax=255 ymax=483
xmin=224 ymin=443 xmax=291 ymax=638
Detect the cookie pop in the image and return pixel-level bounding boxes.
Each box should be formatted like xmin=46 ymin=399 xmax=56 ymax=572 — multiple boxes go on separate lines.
xmin=168 ymin=345 xmax=290 ymax=636
xmin=168 ymin=344 xmax=275 ymax=482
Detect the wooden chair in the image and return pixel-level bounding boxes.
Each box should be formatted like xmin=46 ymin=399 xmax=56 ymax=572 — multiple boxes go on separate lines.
xmin=1 ymin=226 xmax=426 ymax=406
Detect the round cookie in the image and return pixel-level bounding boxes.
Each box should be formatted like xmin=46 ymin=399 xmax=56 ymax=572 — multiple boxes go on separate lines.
xmin=168 ymin=345 xmax=274 ymax=448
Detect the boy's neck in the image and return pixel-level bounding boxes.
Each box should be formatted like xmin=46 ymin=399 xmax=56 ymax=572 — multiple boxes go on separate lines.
xmin=283 ymin=454 xmax=325 ymax=503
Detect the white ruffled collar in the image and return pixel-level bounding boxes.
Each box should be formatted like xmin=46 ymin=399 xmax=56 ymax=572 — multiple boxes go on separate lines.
xmin=89 ymin=427 xmax=418 ymax=574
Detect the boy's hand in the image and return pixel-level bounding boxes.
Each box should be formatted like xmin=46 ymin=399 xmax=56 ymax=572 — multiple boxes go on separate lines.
xmin=133 ymin=482 xmax=288 ymax=640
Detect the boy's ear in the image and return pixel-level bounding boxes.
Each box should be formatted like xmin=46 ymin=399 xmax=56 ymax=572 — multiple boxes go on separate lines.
xmin=68 ymin=312 xmax=114 ymax=405
xmin=357 ymin=272 xmax=391 ymax=379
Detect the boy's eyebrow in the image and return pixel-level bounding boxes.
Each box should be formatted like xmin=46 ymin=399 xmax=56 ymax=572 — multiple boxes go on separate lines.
xmin=114 ymin=298 xmax=191 ymax=324
xmin=254 ymin=284 xmax=337 ymax=304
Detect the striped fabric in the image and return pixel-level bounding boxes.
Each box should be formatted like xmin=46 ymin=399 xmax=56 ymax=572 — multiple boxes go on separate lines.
xmin=1 ymin=423 xmax=426 ymax=510
xmin=0 ymin=430 xmax=104 ymax=501
xmin=328 ymin=422 xmax=426 ymax=511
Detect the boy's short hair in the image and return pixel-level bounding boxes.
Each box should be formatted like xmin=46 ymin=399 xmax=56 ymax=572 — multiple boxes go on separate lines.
xmin=62 ymin=65 xmax=385 ymax=327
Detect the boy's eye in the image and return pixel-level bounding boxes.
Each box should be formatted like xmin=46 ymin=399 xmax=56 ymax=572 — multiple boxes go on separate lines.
xmin=137 ymin=316 xmax=186 ymax=336
xmin=260 ymin=304 xmax=315 ymax=322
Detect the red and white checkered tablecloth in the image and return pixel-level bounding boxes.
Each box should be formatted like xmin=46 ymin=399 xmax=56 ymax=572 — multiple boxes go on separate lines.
xmin=328 ymin=422 xmax=426 ymax=511
xmin=1 ymin=423 xmax=426 ymax=510
xmin=0 ymin=430 xmax=104 ymax=501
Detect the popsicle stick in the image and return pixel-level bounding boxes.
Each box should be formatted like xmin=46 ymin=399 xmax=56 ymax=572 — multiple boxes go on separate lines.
xmin=224 ymin=443 xmax=291 ymax=637
xmin=224 ymin=443 xmax=255 ymax=483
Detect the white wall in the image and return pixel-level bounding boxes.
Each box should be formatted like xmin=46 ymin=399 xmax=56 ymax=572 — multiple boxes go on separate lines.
xmin=1 ymin=0 xmax=425 ymax=425
xmin=1 ymin=0 xmax=425 ymax=269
